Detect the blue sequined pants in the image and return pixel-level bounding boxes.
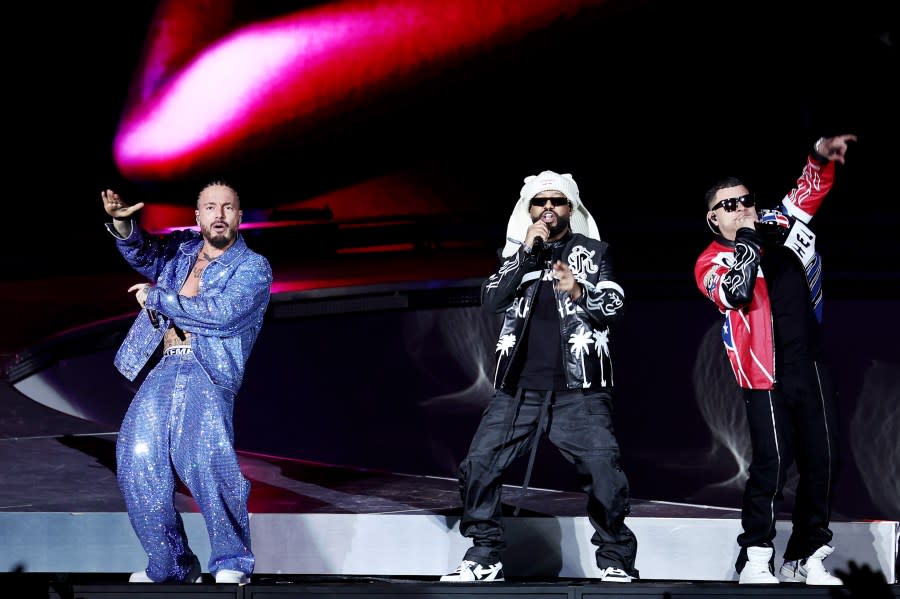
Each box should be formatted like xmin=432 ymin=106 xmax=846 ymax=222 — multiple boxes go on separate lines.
xmin=116 ymin=351 xmax=254 ymax=582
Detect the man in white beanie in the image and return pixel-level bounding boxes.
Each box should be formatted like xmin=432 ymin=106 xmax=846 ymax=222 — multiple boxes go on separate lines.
xmin=441 ymin=170 xmax=638 ymax=583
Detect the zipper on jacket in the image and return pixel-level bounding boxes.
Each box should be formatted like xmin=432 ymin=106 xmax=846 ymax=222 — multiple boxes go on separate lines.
xmin=552 ymin=276 xmax=575 ymax=389
xmin=769 ymin=312 xmax=777 ymax=385
xmin=498 ymin=273 xmax=542 ymax=390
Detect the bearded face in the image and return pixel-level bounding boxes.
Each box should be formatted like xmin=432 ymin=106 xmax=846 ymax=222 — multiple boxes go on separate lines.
xmin=196 ymin=185 xmax=242 ymax=250
xmin=201 ymin=218 xmax=240 ymax=249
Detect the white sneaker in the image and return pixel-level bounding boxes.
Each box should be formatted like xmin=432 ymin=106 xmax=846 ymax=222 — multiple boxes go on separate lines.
xmin=215 ymin=569 xmax=251 ymax=584
xmin=599 ymin=567 xmax=633 ymax=582
xmin=128 ymin=571 xmax=154 ymax=583
xmin=780 ymin=544 xmax=842 ymax=585
xmin=440 ymin=559 xmax=504 ymax=582
xmin=739 ymin=546 xmax=779 ymax=584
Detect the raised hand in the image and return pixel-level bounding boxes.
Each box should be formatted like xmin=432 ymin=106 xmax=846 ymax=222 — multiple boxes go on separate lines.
xmin=101 ymin=189 xmax=145 ymax=220
xmin=816 ymin=134 xmax=857 ymax=165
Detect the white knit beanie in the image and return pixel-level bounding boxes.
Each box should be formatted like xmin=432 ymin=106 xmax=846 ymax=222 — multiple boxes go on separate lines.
xmin=501 ymin=170 xmax=601 ymax=257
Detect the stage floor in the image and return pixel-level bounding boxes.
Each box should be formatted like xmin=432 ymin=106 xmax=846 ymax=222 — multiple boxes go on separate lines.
xmin=1 ymin=380 xmax=898 ymax=592
xmin=5 ymin=573 xmax=900 ymax=599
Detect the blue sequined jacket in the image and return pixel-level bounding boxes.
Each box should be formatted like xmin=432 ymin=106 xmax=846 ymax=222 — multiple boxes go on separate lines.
xmin=107 ymin=221 xmax=272 ymax=393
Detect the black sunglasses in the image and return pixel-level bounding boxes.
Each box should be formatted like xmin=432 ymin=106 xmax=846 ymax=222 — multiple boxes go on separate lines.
xmin=530 ymin=196 xmax=569 ymax=207
xmin=710 ymin=193 xmax=755 ymax=212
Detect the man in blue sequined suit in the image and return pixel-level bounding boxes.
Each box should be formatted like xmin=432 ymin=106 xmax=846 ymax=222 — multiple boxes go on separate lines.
xmin=101 ymin=183 xmax=272 ymax=584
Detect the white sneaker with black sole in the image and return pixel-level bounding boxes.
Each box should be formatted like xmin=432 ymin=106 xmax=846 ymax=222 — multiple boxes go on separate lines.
xmin=599 ymin=567 xmax=633 ymax=582
xmin=440 ymin=559 xmax=504 ymax=582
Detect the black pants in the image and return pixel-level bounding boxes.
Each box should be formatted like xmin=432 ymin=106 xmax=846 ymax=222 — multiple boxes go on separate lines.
xmin=457 ymin=388 xmax=638 ymax=577
xmin=735 ymin=359 xmax=839 ymax=573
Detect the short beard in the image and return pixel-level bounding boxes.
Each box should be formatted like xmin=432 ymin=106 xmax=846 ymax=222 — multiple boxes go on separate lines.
xmin=549 ymin=214 xmax=570 ymax=237
xmin=207 ymin=234 xmax=231 ymax=249
xmin=203 ymin=224 xmax=236 ymax=249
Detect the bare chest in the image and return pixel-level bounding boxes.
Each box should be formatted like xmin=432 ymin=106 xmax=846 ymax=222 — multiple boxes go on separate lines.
xmin=180 ymin=255 xmax=212 ymax=297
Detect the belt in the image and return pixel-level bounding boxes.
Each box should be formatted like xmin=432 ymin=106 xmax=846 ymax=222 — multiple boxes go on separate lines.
xmin=163 ymin=345 xmax=192 ymax=356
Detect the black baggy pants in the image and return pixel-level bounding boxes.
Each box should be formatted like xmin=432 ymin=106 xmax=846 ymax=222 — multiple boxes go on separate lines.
xmin=457 ymin=388 xmax=638 ymax=577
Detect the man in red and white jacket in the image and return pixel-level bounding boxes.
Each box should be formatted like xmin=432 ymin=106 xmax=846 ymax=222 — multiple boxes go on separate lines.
xmin=694 ymin=134 xmax=856 ymax=586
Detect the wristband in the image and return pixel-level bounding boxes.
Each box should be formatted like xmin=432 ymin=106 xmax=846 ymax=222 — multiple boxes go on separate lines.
xmin=812 ymin=137 xmax=828 ymax=162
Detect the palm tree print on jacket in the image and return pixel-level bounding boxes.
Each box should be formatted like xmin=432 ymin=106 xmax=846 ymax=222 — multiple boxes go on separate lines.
xmin=568 ymin=326 xmax=594 ymax=388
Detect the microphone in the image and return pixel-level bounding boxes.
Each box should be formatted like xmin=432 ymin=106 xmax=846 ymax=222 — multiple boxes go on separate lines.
xmin=531 ymin=235 xmax=544 ymax=254
xmin=147 ymin=308 xmax=160 ymax=329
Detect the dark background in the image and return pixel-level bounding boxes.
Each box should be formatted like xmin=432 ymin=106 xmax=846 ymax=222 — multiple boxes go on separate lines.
xmin=5 ymin=1 xmax=898 ymax=281
xmin=2 ymin=1 xmax=897 ymax=523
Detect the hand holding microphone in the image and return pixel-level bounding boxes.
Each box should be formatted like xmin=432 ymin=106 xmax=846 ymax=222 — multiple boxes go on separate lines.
xmin=525 ymin=221 xmax=550 ymax=254
xmin=128 ymin=283 xmax=160 ymax=328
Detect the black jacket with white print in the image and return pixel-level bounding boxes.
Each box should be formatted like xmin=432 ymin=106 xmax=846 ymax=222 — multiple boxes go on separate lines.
xmin=481 ymin=233 xmax=625 ymax=391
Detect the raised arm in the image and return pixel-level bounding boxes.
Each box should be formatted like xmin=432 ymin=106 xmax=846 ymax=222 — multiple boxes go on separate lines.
xmin=814 ymin=134 xmax=856 ymax=165
xmin=101 ymin=189 xmax=145 ymax=238
xmin=783 ymin=134 xmax=856 ymax=222
xmin=103 ymin=189 xmax=190 ymax=281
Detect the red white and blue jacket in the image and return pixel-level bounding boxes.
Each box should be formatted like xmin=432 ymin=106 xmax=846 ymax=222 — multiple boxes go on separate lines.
xmin=693 ymin=154 xmax=834 ymax=390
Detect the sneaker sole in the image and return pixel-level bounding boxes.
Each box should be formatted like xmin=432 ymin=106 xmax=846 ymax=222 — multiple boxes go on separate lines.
xmin=780 ymin=569 xmax=806 ymax=582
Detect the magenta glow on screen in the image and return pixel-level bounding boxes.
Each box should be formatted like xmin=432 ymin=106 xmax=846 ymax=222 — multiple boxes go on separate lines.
xmin=113 ymin=0 xmax=605 ymax=180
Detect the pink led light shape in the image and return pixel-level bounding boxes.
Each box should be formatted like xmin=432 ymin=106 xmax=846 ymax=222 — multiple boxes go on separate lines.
xmin=117 ymin=31 xmax=302 ymax=169
xmin=114 ymin=0 xmax=608 ymax=180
